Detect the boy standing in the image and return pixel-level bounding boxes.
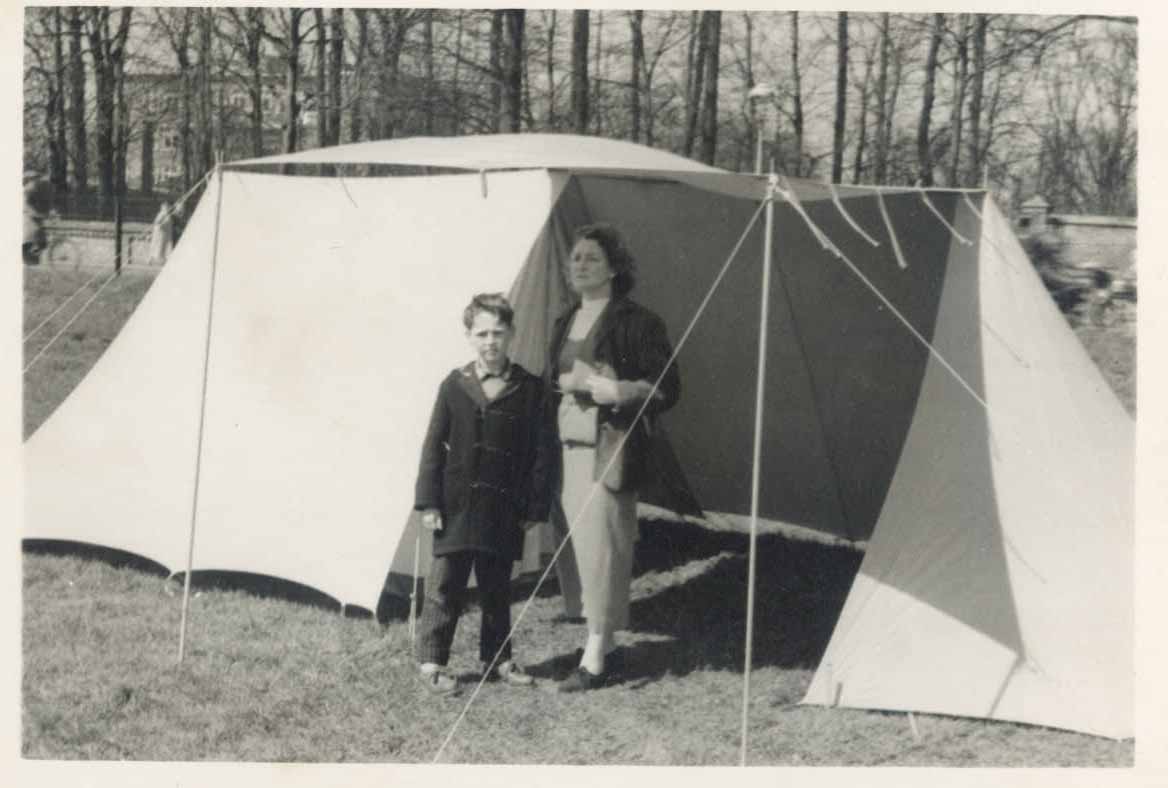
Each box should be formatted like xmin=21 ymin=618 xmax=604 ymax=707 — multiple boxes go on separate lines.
xmin=414 ymin=293 xmax=550 ymax=694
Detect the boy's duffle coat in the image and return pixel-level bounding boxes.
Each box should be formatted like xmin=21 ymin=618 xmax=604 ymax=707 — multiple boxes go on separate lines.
xmin=415 ymin=362 xmax=551 ymax=560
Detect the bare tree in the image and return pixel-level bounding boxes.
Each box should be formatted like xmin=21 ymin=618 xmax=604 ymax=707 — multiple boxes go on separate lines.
xmin=683 ymin=12 xmax=708 ymax=158
xmin=350 ymin=9 xmax=369 ymax=142
xmin=629 ymin=11 xmax=644 ymax=143
xmin=67 ymin=7 xmax=88 ymax=193
xmin=789 ymin=11 xmax=805 ymax=176
xmin=373 ymin=10 xmax=419 ymax=139
xmin=263 ymin=8 xmax=309 ymax=155
xmin=699 ymin=11 xmax=721 ymax=165
xmin=86 ymin=7 xmax=133 ymax=198
xmin=917 ymin=13 xmax=944 ymax=186
xmin=327 ymin=9 xmax=343 ymax=147
xmin=852 ymin=19 xmax=877 ymax=182
xmin=872 ymin=13 xmax=891 ymax=182
xmin=965 ymin=14 xmax=989 ymax=185
xmin=501 ymin=10 xmax=525 ymax=133
xmin=948 ymin=14 xmax=970 ymax=186
xmin=832 ymin=12 xmax=849 ymax=182
xmin=223 ymin=8 xmax=266 ymax=158
xmin=422 ymin=9 xmax=434 ymax=135
xmin=48 ymin=9 xmax=68 ymax=191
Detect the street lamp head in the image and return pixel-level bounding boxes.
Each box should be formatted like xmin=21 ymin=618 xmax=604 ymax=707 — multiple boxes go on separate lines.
xmin=748 ymin=83 xmax=777 ymax=102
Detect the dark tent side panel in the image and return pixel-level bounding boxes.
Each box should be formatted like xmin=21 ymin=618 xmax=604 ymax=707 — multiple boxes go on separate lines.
xmin=571 ymin=177 xmax=956 ymax=542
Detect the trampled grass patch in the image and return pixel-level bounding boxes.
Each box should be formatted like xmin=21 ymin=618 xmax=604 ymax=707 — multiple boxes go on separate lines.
xmin=21 ymin=262 xmax=1138 ymax=764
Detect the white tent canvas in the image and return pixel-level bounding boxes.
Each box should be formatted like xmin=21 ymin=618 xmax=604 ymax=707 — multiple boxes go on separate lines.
xmin=23 ymin=134 xmax=1133 ymax=740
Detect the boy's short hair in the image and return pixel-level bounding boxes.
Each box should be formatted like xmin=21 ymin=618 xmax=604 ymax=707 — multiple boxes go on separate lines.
xmin=463 ymin=292 xmax=515 ymax=330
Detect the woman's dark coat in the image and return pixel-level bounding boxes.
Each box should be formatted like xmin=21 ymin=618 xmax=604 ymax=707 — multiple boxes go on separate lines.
xmin=548 ymin=297 xmax=702 ymax=516
xmin=414 ymin=362 xmax=552 ymax=560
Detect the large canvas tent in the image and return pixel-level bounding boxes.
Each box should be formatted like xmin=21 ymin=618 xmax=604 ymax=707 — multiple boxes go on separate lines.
xmin=24 ymin=134 xmax=1132 ymax=740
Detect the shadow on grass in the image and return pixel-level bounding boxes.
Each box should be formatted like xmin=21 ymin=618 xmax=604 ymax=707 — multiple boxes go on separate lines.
xmin=523 ymin=518 xmax=864 ymax=684
xmin=22 ymin=539 xmax=349 ymax=616
xmin=23 ymin=539 xmax=170 ymax=577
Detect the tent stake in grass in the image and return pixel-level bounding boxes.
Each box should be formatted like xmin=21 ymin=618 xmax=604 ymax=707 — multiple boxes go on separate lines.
xmin=410 ymin=520 xmax=421 ymax=643
xmin=740 ymin=172 xmax=779 ymax=767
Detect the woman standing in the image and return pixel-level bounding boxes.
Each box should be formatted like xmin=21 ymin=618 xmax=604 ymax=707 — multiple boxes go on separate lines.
xmin=549 ymin=224 xmax=683 ymax=692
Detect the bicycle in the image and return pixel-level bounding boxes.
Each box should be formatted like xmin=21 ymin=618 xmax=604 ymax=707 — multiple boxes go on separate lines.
xmin=39 ymin=215 xmax=83 ymax=273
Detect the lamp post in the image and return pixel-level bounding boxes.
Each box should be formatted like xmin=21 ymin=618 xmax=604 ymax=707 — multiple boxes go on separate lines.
xmin=748 ymin=83 xmax=777 ymax=175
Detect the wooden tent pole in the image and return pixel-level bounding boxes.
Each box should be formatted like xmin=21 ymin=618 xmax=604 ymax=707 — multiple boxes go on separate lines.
xmin=740 ymin=172 xmax=778 ymax=766
xmin=177 ymin=158 xmax=226 ymax=664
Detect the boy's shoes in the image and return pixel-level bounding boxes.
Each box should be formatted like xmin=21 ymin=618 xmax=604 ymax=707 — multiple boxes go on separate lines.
xmin=556 ymin=666 xmax=606 ymax=693
xmin=485 ymin=660 xmax=535 ymax=687
xmin=419 ymin=666 xmax=460 ymax=696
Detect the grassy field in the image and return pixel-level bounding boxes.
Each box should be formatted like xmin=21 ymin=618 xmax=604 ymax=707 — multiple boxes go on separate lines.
xmin=20 ymin=265 xmax=1136 ymax=765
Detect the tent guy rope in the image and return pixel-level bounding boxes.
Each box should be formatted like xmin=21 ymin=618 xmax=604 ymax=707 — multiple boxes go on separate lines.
xmin=875 ymin=190 xmax=909 ymax=269
xmin=22 ymin=266 xmax=112 ymax=345
xmin=22 ymin=272 xmax=119 ymax=374
xmin=920 ymin=191 xmax=973 ymax=246
xmin=431 ymin=197 xmax=770 ymax=765
xmin=827 ymin=182 xmax=881 ymax=247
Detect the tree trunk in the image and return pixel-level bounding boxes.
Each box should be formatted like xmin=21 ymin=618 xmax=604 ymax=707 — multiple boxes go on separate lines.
xmin=790 ymin=11 xmax=804 ymax=176
xmin=966 ymin=14 xmax=988 ymax=185
xmin=684 ymin=13 xmax=708 ymax=158
xmin=452 ymin=12 xmax=464 ymax=134
xmin=198 ymin=8 xmax=213 ymax=171
xmin=489 ymin=11 xmax=503 ymax=133
xmin=422 ymin=9 xmax=434 ymax=135
xmin=570 ymin=10 xmax=589 ymax=134
xmin=948 ymin=14 xmax=969 ymax=186
xmin=349 ymin=10 xmax=367 ymax=143
xmin=545 ymin=11 xmax=557 ymax=129
xmin=283 ymin=10 xmax=303 ymax=155
xmin=629 ymin=11 xmax=644 ymax=143
xmin=501 ymin=11 xmax=525 ymax=133
xmin=917 ymin=13 xmax=944 ymax=186
xmin=852 ymin=36 xmax=875 ymax=183
xmin=49 ymin=7 xmax=68 ymax=192
xmin=328 ymin=9 xmax=343 ymax=147
xmin=68 ymin=7 xmax=87 ymax=193
xmin=171 ymin=10 xmax=193 ymax=189
xmin=87 ymin=9 xmax=114 ymax=198
xmin=743 ymin=12 xmax=756 ymax=169
xmin=314 ymin=9 xmax=327 ymax=147
xmin=141 ymin=121 xmax=155 ymax=194
xmin=885 ymin=39 xmax=904 ymax=181
xmin=247 ymin=8 xmax=265 ymax=158
xmin=699 ymin=11 xmax=721 ymax=165
xmin=593 ymin=10 xmax=603 ymax=134
xmin=873 ymin=13 xmax=890 ymax=183
xmin=832 ymin=12 xmax=849 ymax=183
xmin=376 ymin=11 xmax=407 ymax=140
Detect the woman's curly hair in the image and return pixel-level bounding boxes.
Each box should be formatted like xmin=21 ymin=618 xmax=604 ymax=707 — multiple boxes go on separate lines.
xmin=573 ymin=223 xmax=636 ymax=297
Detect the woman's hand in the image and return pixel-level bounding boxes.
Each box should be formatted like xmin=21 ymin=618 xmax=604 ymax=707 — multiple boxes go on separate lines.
xmin=585 ymin=377 xmax=660 ymax=408
xmin=420 ymin=509 xmax=443 ymax=532
xmin=558 ymin=372 xmax=583 ymax=394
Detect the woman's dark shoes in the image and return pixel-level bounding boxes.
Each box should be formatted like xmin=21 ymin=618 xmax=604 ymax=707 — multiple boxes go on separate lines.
xmin=550 ymin=613 xmax=586 ymax=624
xmin=557 ymin=666 xmax=606 ymax=693
xmin=571 ymin=647 xmax=625 ymax=676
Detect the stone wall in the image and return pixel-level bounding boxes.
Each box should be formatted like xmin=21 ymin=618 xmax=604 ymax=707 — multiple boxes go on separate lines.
xmin=41 ymin=218 xmax=157 ymax=271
